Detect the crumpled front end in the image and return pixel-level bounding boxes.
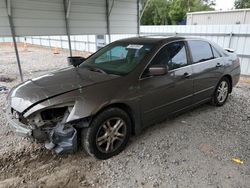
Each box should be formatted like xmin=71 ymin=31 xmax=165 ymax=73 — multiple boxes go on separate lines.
xmin=6 ymin=102 xmax=79 ymax=154
xmin=5 ymin=68 xmax=117 ymax=155
xmin=6 ymin=106 xmax=32 ymax=137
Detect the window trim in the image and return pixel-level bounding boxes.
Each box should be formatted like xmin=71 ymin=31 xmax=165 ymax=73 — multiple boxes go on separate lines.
xmin=151 ymin=41 xmax=189 ymax=71
xmin=186 ymin=40 xmax=215 ymax=65
xmin=139 ymin=38 xmax=225 ymax=80
xmin=140 ymin=40 xmax=190 ymax=80
xmin=211 ymin=45 xmax=223 ymax=59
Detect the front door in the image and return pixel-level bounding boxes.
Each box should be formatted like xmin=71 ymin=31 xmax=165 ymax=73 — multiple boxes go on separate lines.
xmin=139 ymin=41 xmax=193 ymax=127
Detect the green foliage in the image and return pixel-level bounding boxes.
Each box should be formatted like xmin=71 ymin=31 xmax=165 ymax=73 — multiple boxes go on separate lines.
xmin=234 ymin=0 xmax=250 ymax=8
xmin=141 ymin=0 xmax=171 ymax=25
xmin=169 ymin=0 xmax=187 ymax=24
xmin=140 ymin=0 xmax=215 ymax=25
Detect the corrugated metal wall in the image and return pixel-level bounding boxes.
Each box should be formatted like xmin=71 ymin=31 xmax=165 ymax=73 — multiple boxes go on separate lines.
xmin=109 ymin=0 xmax=138 ymax=34
xmin=69 ymin=0 xmax=106 ymax=35
xmin=0 ymin=0 xmax=138 ymax=36
xmin=20 ymin=35 xmax=97 ymax=52
xmin=187 ymin=9 xmax=250 ymax=25
xmin=9 ymin=34 xmax=137 ymax=53
xmin=0 ymin=0 xmax=10 ymax=35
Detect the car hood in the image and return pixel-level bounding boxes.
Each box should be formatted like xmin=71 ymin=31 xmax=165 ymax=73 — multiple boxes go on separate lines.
xmin=10 ymin=67 xmax=119 ymax=113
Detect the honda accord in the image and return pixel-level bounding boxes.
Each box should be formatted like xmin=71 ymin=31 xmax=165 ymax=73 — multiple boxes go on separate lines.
xmin=6 ymin=37 xmax=240 ymax=159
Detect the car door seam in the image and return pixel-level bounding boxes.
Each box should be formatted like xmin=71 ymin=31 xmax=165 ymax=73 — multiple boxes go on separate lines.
xmin=143 ymin=93 xmax=193 ymax=114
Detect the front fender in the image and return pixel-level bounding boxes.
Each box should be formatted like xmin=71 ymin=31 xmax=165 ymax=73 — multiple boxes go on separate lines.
xmin=65 ymin=100 xmax=110 ymax=122
xmin=23 ymin=79 xmax=143 ymax=134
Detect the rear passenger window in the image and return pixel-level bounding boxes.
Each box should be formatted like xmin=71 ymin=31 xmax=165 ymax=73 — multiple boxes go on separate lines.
xmin=151 ymin=41 xmax=188 ymax=70
xmin=188 ymin=41 xmax=214 ymax=63
xmin=211 ymin=46 xmax=222 ymax=58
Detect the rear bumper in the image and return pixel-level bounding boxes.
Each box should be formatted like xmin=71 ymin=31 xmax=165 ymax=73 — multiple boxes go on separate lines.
xmin=5 ymin=110 xmax=32 ymax=137
xmin=232 ymin=66 xmax=241 ymax=87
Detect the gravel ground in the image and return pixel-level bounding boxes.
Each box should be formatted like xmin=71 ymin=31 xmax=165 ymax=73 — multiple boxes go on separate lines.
xmin=0 ymin=44 xmax=250 ymax=188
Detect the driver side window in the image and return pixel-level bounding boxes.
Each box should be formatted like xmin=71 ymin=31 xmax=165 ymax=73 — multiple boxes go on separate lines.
xmin=151 ymin=41 xmax=188 ymax=70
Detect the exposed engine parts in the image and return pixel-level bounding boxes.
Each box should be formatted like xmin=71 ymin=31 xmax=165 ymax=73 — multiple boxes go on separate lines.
xmin=30 ymin=107 xmax=68 ymax=128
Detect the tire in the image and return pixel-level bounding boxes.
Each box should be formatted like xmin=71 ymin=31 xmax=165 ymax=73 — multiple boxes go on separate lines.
xmin=211 ymin=77 xmax=230 ymax=106
xmin=81 ymin=107 xmax=131 ymax=160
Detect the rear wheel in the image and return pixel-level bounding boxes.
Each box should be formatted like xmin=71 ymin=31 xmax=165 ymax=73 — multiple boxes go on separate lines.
xmin=212 ymin=77 xmax=230 ymax=106
xmin=81 ymin=107 xmax=131 ymax=160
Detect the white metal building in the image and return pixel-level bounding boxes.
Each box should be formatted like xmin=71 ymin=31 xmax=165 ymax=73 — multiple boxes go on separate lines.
xmin=0 ymin=0 xmax=139 ymax=81
xmin=187 ymin=9 xmax=250 ymax=25
xmin=0 ymin=0 xmax=139 ymax=36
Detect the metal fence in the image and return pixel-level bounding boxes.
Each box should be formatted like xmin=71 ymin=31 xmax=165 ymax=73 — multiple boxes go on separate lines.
xmin=0 ymin=34 xmax=137 ymax=53
xmin=1 ymin=25 xmax=250 ymax=75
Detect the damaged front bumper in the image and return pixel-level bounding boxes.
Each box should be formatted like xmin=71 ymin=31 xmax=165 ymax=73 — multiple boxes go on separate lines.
xmin=6 ymin=109 xmax=32 ymax=137
xmin=5 ymin=107 xmax=78 ymax=154
xmin=45 ymin=122 xmax=77 ymax=154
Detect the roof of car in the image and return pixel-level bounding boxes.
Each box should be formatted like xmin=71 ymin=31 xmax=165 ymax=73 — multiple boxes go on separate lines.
xmin=116 ymin=36 xmax=205 ymax=45
xmin=117 ymin=36 xmax=182 ymax=44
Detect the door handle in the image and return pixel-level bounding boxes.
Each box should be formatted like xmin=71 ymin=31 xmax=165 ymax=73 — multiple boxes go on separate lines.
xmin=216 ymin=63 xmax=222 ymax=67
xmin=183 ymin=72 xmax=191 ymax=78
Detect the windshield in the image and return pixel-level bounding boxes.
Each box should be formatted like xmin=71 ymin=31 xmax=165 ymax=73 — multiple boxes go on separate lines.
xmin=80 ymin=42 xmax=153 ymax=75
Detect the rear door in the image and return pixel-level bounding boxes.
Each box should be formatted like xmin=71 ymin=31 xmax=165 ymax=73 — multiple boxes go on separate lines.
xmin=187 ymin=40 xmax=224 ymax=102
xmin=139 ymin=41 xmax=193 ymax=126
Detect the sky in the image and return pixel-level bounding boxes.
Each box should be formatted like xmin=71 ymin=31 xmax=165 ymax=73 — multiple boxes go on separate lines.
xmin=214 ymin=0 xmax=235 ymax=10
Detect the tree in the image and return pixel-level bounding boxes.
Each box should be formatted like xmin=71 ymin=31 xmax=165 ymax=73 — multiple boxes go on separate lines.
xmin=140 ymin=0 xmax=215 ymax=25
xmin=141 ymin=0 xmax=172 ymax=25
xmin=234 ymin=0 xmax=250 ymax=8
xmin=168 ymin=0 xmax=215 ymax=24
xmin=169 ymin=0 xmax=188 ymax=24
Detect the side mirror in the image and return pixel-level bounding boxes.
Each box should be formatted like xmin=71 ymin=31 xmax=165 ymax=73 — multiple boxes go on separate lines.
xmin=148 ymin=65 xmax=168 ymax=76
xmin=224 ymin=48 xmax=235 ymax=53
xmin=67 ymin=56 xmax=86 ymax=67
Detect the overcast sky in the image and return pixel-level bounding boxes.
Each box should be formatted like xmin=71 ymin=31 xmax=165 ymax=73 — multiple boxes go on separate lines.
xmin=215 ymin=0 xmax=235 ymax=10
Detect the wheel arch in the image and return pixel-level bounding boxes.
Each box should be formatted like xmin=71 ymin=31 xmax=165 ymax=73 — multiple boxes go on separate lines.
xmin=91 ymin=103 xmax=137 ymax=135
xmin=223 ymin=74 xmax=233 ymax=93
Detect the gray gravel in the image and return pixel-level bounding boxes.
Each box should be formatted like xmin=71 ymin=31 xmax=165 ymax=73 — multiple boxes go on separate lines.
xmin=0 ymin=44 xmax=250 ymax=188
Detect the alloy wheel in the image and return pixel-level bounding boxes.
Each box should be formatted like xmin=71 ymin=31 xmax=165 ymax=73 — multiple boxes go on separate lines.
xmin=217 ymin=80 xmax=229 ymax=103
xmin=96 ymin=117 xmax=127 ymax=153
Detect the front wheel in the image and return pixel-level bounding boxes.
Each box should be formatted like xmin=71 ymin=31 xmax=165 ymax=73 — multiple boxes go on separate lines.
xmin=81 ymin=108 xmax=131 ymax=160
xmin=212 ymin=77 xmax=230 ymax=106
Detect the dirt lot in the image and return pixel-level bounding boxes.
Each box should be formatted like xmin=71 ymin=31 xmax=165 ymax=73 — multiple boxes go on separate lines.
xmin=0 ymin=44 xmax=250 ymax=188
